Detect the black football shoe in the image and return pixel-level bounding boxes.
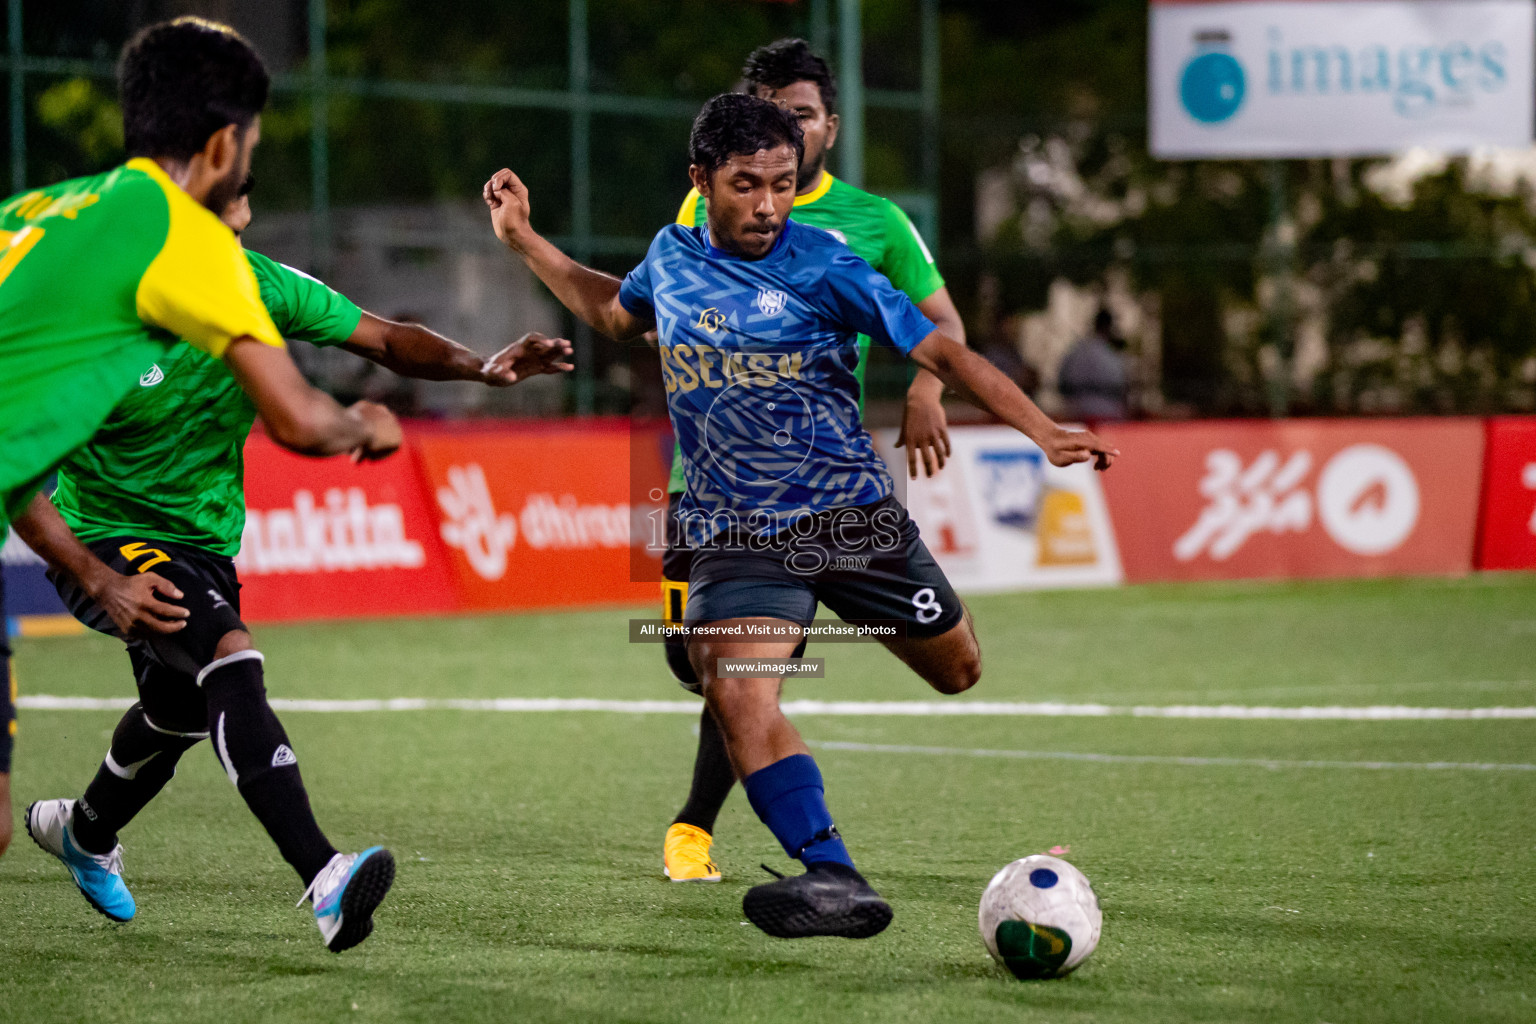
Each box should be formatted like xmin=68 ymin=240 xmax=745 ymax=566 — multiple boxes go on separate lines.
xmin=743 ymin=861 xmax=893 ymax=939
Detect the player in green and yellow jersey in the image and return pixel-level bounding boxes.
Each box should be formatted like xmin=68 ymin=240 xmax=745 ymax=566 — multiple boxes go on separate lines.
xmin=0 ymin=22 xmax=398 ymax=537
xmin=0 ymin=18 xmax=412 ymax=949
xmin=0 ymin=18 xmax=399 ymax=870
xmin=12 ymin=171 xmax=571 ymax=950
xmin=659 ymin=39 xmax=969 ymax=883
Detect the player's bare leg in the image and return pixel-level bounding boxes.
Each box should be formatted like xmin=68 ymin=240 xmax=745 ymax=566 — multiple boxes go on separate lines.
xmin=691 ymin=624 xmax=892 ymax=939
xmin=691 ymin=624 xmax=806 ymax=777
xmin=879 ymin=608 xmax=982 ymax=696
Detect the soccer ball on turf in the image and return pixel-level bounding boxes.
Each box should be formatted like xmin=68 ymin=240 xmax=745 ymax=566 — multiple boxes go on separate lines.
xmin=979 ymin=854 xmax=1102 ymax=980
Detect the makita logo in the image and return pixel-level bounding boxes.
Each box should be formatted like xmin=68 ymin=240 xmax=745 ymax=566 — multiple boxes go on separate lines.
xmin=237 ymin=487 xmax=426 ymax=574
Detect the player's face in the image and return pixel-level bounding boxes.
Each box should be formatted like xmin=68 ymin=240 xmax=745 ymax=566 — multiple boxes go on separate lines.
xmin=221 ymin=194 xmax=252 ymax=235
xmin=754 ymin=80 xmax=838 ymax=193
xmin=694 ymin=144 xmax=798 ymax=260
xmin=204 ymin=116 xmax=261 ymax=216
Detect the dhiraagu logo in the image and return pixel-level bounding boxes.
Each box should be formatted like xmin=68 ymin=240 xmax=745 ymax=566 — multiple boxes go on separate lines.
xmin=1181 ymin=30 xmax=1246 ymax=124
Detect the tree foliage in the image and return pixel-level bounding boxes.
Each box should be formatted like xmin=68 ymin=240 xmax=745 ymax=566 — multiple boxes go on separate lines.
xmin=948 ymin=0 xmax=1536 ymax=415
xmin=11 ymin=0 xmax=1534 ymax=414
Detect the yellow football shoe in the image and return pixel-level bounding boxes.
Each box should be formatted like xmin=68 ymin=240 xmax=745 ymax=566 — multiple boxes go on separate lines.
xmin=663 ymin=823 xmax=721 ymax=882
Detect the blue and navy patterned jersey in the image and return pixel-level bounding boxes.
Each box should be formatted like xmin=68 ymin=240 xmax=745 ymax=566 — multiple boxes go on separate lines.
xmin=620 ymin=220 xmax=936 ymax=540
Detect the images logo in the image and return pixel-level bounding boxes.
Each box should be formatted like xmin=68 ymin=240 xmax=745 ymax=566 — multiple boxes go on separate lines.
xmin=1181 ymin=30 xmax=1246 ymax=123
xmin=696 ymin=307 xmax=727 ymax=333
xmin=1263 ymin=28 xmax=1509 ymax=119
xmin=701 ymin=373 xmax=816 ymax=487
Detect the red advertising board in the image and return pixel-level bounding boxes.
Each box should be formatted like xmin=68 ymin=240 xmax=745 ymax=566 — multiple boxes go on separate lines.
xmin=1094 ymin=419 xmax=1484 ymax=582
xmin=1476 ymin=417 xmax=1536 ymax=570
xmin=413 ymin=428 xmax=664 ymax=611
xmin=237 ymin=435 xmax=460 ymax=622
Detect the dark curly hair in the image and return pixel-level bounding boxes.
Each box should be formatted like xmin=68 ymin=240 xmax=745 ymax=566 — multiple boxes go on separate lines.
xmin=118 ymin=17 xmax=270 ymax=160
xmin=688 ymin=93 xmax=804 ymax=178
xmin=741 ymin=38 xmax=837 ymax=114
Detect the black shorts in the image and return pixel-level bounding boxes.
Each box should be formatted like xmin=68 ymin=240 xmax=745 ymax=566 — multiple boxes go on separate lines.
xmin=685 ymin=494 xmax=965 ymax=639
xmin=1 ymin=575 xmax=13 ymax=773
xmin=51 ymin=536 xmax=245 ymax=735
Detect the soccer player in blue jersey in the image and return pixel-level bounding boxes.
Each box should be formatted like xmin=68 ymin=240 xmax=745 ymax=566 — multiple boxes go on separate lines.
xmin=660 ymin=39 xmax=968 ymax=885
xmin=484 ymin=94 xmax=1117 ymax=939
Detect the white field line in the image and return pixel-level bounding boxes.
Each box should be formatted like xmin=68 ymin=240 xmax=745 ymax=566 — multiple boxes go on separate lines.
xmin=15 ymin=695 xmax=1536 ymax=720
xmin=808 ymin=740 xmax=1536 ymax=773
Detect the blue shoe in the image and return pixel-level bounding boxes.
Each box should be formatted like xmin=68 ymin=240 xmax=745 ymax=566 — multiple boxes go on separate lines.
xmin=26 ymin=798 xmax=136 ymax=922
xmin=300 ymin=846 xmax=395 ymax=953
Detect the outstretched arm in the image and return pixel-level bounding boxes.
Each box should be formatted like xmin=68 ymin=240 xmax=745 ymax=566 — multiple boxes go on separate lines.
xmin=10 ymin=493 xmax=189 ymax=636
xmin=342 ymin=315 xmax=573 ymax=386
xmin=910 ymin=331 xmax=1119 ymax=471
xmin=224 ymin=338 xmax=402 ymax=460
xmin=483 ymin=168 xmax=651 ymax=342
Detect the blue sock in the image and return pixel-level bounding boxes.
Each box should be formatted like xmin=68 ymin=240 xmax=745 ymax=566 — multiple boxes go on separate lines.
xmin=741 ymin=753 xmax=854 ymax=869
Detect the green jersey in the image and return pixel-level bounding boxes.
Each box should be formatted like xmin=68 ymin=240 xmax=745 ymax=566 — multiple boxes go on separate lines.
xmin=52 ymin=251 xmax=364 ymax=557
xmin=0 ymin=158 xmax=283 ymax=531
xmin=667 ymin=172 xmax=944 ymax=493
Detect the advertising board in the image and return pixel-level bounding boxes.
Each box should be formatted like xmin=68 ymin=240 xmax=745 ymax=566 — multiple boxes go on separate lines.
xmin=1151 ymin=0 xmax=1535 ymax=157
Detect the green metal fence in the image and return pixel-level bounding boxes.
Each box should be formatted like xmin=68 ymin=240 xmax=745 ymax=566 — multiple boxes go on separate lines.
xmin=1 ymin=0 xmax=940 ymax=415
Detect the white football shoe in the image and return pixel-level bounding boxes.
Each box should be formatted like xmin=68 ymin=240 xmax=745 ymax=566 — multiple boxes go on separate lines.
xmin=25 ymin=798 xmax=135 ymax=922
xmin=299 ymin=846 xmax=396 ymax=952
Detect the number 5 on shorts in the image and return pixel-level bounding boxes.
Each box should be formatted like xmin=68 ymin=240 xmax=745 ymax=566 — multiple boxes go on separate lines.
xmin=119 ymin=542 xmax=171 ymax=574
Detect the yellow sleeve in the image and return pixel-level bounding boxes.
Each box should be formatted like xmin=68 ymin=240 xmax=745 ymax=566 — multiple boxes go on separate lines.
xmin=133 ymin=166 xmax=283 ymax=359
xmin=675 ymin=188 xmax=702 ymax=227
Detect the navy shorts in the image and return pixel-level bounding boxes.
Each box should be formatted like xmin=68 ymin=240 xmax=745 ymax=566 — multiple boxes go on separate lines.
xmin=663 ymin=493 xmax=811 ymax=694
xmin=685 ymin=495 xmax=965 ymax=639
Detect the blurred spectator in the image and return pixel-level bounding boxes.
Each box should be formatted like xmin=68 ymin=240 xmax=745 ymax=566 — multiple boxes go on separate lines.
xmin=1058 ymin=308 xmax=1128 ymax=421
xmin=974 ymin=274 xmax=1038 ymax=396
xmin=978 ymin=313 xmax=1038 ymax=397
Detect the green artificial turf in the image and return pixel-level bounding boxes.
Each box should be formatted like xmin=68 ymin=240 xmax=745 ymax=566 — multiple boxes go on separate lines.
xmin=2 ymin=576 xmax=1533 ymax=1023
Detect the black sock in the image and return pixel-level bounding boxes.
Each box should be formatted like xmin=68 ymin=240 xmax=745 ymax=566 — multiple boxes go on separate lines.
xmin=71 ymin=703 xmax=203 ymax=855
xmin=673 ymin=706 xmax=736 ymax=834
xmin=200 ymin=651 xmax=338 ymax=885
